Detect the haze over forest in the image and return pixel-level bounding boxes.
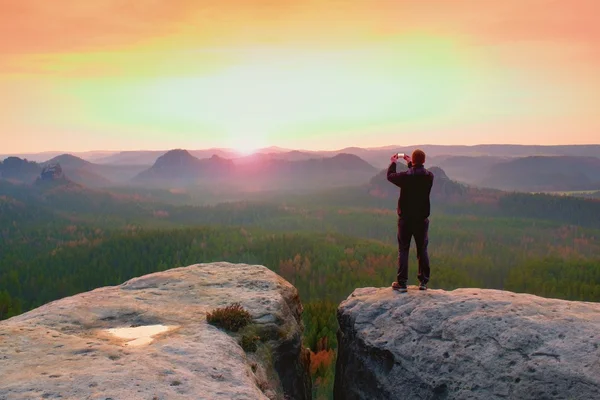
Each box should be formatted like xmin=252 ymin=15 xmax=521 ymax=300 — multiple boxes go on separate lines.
xmin=3 ymin=142 xmax=600 ymax=398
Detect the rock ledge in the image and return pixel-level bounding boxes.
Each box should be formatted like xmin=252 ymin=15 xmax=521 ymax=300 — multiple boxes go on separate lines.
xmin=0 ymin=262 xmax=311 ymax=400
xmin=334 ymin=287 xmax=600 ymax=400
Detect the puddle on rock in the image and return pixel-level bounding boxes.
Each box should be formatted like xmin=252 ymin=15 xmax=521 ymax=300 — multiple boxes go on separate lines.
xmin=104 ymin=325 xmax=178 ymax=347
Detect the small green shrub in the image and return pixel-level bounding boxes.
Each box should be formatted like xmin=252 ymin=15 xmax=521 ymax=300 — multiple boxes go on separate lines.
xmin=240 ymin=334 xmax=261 ymax=352
xmin=206 ymin=303 xmax=252 ymax=332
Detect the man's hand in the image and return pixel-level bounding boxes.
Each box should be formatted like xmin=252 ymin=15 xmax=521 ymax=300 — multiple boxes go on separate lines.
xmin=403 ymin=154 xmax=412 ymax=163
xmin=390 ymin=153 xmax=399 ymax=163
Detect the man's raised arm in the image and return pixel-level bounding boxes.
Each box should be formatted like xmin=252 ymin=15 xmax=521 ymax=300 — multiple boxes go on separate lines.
xmin=387 ymin=153 xmax=411 ymax=188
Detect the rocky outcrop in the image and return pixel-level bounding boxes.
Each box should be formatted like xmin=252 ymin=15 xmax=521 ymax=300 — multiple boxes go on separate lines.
xmin=40 ymin=163 xmax=65 ymax=181
xmin=334 ymin=287 xmax=600 ymax=400
xmin=0 ymin=263 xmax=311 ymax=400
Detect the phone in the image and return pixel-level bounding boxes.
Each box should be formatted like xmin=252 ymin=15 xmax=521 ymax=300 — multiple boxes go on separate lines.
xmin=397 ymin=153 xmax=404 ymax=158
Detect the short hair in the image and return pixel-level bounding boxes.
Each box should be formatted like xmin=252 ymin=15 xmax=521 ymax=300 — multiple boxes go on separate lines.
xmin=412 ymin=149 xmax=426 ymax=166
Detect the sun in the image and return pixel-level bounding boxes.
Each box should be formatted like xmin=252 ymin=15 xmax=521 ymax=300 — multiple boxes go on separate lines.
xmin=226 ymin=131 xmax=268 ymax=155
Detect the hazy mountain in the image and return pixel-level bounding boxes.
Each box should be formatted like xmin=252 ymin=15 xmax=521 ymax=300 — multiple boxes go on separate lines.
xmin=42 ymin=154 xmax=112 ymax=188
xmin=262 ymin=153 xmax=377 ymax=189
xmin=8 ymin=144 xmax=600 ymax=168
xmin=481 ymin=156 xmax=600 ymax=191
xmin=232 ymin=150 xmax=318 ymax=165
xmin=298 ymin=144 xmax=600 ymax=169
xmin=0 ymin=157 xmax=42 ymax=183
xmin=379 ymin=144 xmax=600 ymax=158
xmin=233 ymin=153 xmax=378 ymax=190
xmin=91 ymin=164 xmax=150 ymax=184
xmin=0 ymin=152 xmax=65 ymax=163
xmin=95 ymin=149 xmax=236 ymax=165
xmin=0 ymin=151 xmax=118 ymax=163
xmin=311 ymin=146 xmax=471 ymax=169
xmin=94 ymin=150 xmax=171 ymax=165
xmin=42 ymin=154 xmax=152 ymax=186
xmin=132 ymin=150 xmax=377 ymax=191
xmin=133 ymin=150 xmax=235 ymax=186
xmin=44 ymin=154 xmax=91 ymax=169
xmin=434 ymin=156 xmax=509 ymax=185
xmin=457 ymin=144 xmax=600 ymax=158
xmin=268 ymin=150 xmax=318 ymax=162
xmin=255 ymin=146 xmax=294 ymax=154
xmin=319 ymin=153 xmax=378 ymax=171
xmin=189 ymin=149 xmax=239 ymax=160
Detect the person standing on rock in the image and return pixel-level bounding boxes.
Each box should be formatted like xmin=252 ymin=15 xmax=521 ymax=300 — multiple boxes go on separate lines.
xmin=387 ymin=149 xmax=434 ymax=293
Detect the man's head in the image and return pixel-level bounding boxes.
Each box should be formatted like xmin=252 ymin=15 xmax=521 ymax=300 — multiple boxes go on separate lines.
xmin=411 ymin=149 xmax=426 ymax=166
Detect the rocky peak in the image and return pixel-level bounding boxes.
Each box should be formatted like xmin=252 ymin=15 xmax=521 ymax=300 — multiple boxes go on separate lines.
xmin=334 ymin=287 xmax=600 ymax=400
xmin=0 ymin=263 xmax=311 ymax=400
xmin=40 ymin=163 xmax=65 ymax=181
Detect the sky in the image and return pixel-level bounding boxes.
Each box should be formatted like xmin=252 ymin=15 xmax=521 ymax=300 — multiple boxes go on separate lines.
xmin=1 ymin=0 xmax=599 ymax=153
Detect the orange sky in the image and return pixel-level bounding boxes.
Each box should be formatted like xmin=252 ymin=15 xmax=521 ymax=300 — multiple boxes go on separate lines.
xmin=1 ymin=0 xmax=599 ymax=153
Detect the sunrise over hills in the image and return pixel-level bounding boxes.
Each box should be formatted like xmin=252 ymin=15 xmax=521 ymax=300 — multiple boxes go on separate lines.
xmin=2 ymin=0 xmax=599 ymax=153
xmin=2 ymin=2 xmax=600 ymax=400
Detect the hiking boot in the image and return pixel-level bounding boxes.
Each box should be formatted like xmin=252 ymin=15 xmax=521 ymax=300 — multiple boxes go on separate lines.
xmin=419 ymin=282 xmax=427 ymax=291
xmin=392 ymin=282 xmax=408 ymax=293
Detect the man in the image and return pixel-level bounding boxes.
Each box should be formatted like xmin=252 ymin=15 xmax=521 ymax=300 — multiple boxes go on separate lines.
xmin=387 ymin=149 xmax=434 ymax=293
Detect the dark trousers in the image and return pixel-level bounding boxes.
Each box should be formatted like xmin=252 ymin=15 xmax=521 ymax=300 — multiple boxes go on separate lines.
xmin=397 ymin=217 xmax=430 ymax=285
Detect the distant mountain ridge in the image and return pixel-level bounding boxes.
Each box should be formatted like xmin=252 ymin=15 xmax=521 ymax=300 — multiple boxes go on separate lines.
xmin=132 ymin=149 xmax=378 ymax=189
xmin=6 ymin=150 xmax=600 ymax=194
xmin=133 ymin=150 xmax=235 ymax=185
xmin=7 ymin=144 xmax=600 ymax=167
xmin=434 ymin=156 xmax=509 ymax=185
xmin=42 ymin=154 xmax=112 ymax=187
xmin=93 ymin=148 xmax=238 ymax=165
xmin=482 ymin=156 xmax=600 ymax=191
xmin=0 ymin=154 xmax=149 ymax=188
xmin=0 ymin=157 xmax=41 ymax=183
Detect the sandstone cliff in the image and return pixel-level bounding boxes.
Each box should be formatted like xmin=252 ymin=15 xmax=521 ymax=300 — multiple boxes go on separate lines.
xmin=334 ymin=287 xmax=600 ymax=400
xmin=0 ymin=262 xmax=311 ymax=400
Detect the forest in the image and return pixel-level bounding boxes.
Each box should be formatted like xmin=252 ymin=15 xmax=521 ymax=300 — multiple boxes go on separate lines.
xmin=1 ymin=181 xmax=600 ymax=399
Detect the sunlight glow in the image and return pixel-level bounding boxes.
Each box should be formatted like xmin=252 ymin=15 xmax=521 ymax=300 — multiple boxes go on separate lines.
xmin=56 ymin=39 xmax=469 ymax=150
xmin=3 ymin=0 xmax=599 ymax=152
xmin=225 ymin=130 xmax=268 ymax=155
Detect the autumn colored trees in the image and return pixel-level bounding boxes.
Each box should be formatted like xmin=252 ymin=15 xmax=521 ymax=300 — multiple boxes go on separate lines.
xmin=2 ymin=181 xmax=600 ymax=400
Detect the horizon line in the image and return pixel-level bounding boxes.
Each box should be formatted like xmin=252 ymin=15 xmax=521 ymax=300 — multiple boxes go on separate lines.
xmin=3 ymin=143 xmax=600 ymax=157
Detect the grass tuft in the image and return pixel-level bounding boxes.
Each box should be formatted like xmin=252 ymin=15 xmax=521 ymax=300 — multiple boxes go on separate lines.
xmin=239 ymin=333 xmax=261 ymax=352
xmin=206 ymin=302 xmax=252 ymax=332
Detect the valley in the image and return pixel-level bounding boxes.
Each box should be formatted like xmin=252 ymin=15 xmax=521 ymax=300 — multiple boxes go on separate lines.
xmin=2 ymin=145 xmax=600 ymax=398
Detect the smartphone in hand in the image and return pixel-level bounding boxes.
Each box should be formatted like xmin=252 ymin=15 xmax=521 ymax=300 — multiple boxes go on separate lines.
xmin=398 ymin=152 xmax=411 ymax=163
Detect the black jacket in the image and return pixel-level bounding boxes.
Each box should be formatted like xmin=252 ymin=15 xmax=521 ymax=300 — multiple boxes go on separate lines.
xmin=387 ymin=162 xmax=434 ymax=219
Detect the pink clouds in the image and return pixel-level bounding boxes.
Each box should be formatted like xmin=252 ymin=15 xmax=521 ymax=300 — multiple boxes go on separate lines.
xmin=0 ymin=0 xmax=198 ymax=53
